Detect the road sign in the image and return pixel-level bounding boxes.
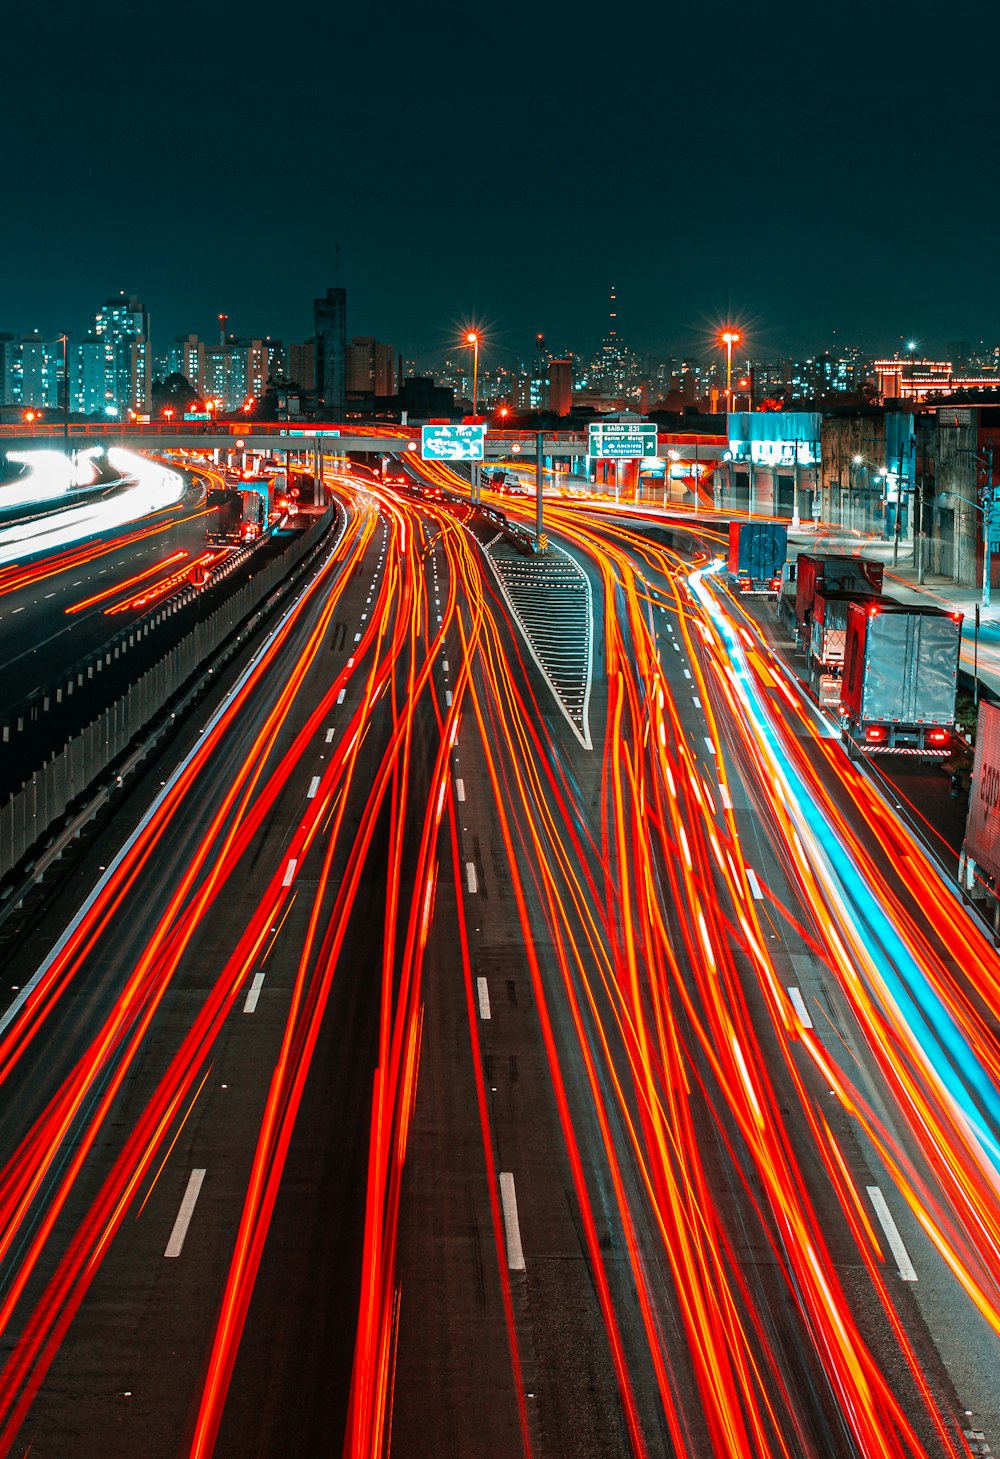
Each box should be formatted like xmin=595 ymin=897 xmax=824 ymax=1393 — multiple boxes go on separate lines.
xmin=421 ymin=424 xmax=485 ymax=461
xmin=587 ymin=422 xmax=658 ymax=460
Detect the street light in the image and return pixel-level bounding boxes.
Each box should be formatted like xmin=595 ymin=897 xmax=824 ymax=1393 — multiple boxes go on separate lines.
xmin=465 ymin=331 xmax=480 ymax=421
xmin=58 ymin=332 xmax=70 ymax=457
xmin=465 ymin=330 xmax=480 ymax=503
xmin=720 ymin=329 xmax=741 ymax=417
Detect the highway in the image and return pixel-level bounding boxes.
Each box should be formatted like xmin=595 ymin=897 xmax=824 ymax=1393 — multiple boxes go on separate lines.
xmin=0 ymin=465 xmax=996 ymax=1457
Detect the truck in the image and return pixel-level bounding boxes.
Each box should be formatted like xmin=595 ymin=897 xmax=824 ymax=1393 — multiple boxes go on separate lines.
xmin=727 ymin=521 xmax=787 ymax=596
xmin=840 ymin=600 xmax=963 ymax=757
xmin=206 ymin=487 xmax=266 ymax=545
xmin=795 ymin=553 xmax=884 ymax=644
xmin=808 ymin=588 xmax=896 ymax=706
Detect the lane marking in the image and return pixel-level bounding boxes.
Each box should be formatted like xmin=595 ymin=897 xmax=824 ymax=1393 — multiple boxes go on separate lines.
xmin=445 ymin=689 xmax=452 ymax=707
xmin=683 ymin=668 xmax=692 ymax=679
xmin=867 ymin=1187 xmax=918 ymax=1281
xmin=325 ymin=728 xmax=335 ymax=743
xmin=719 ymin=783 xmax=732 ymax=810
xmin=703 ymin=737 xmax=715 ymax=756
xmin=477 ymin=976 xmax=492 ymax=1020
xmin=456 ymin=778 xmax=465 ymax=802
xmin=244 ymin=971 xmax=265 ymax=1013
xmin=307 ymin=776 xmax=321 ymax=799
xmin=353 ymin=632 xmax=362 ymax=642
xmin=443 ymin=660 xmax=449 ymax=671
xmin=466 ymin=862 xmax=478 ymax=894
xmin=282 ymin=858 xmax=297 ymax=887
xmin=692 ymin=695 xmax=702 ymax=708
xmin=787 ymin=985 xmax=813 ymax=1028
xmin=164 ymin=1169 xmax=206 ymax=1258
xmin=337 ymin=688 xmax=346 ymax=704
xmin=745 ymin=867 xmax=764 ymax=900
xmin=499 ymin=1172 xmax=526 ymax=1271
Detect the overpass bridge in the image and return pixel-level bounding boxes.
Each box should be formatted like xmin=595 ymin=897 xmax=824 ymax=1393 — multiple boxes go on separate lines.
xmin=0 ymin=420 xmax=728 ymax=463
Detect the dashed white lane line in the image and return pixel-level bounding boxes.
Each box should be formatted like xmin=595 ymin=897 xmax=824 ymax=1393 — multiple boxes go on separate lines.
xmin=456 ymin=778 xmax=466 ymax=802
xmin=703 ymin=737 xmax=715 ymax=756
xmin=337 ymin=688 xmax=346 ymax=704
xmin=787 ymin=985 xmax=813 ymax=1028
xmin=164 ymin=1169 xmax=206 ymax=1258
xmin=867 ymin=1187 xmax=918 ymax=1281
xmin=282 ymin=858 xmax=297 ymax=887
xmin=307 ymin=776 xmax=321 ymax=799
xmin=445 ymin=689 xmax=452 ymax=707
xmin=465 ymin=862 xmax=478 ymax=894
xmin=719 ymin=783 xmax=732 ymax=810
xmin=693 ymin=696 xmax=702 ymax=708
xmin=244 ymin=971 xmax=266 ymax=1013
xmin=476 ymin=976 xmax=492 ymax=1020
xmin=443 ymin=660 xmax=449 ymax=671
xmin=745 ymin=867 xmax=764 ymax=900
xmin=683 ymin=668 xmax=692 ymax=679
xmin=353 ymin=632 xmax=362 ymax=643
xmin=325 ymin=728 xmax=335 ymax=743
xmin=499 ymin=1173 xmax=526 ymax=1271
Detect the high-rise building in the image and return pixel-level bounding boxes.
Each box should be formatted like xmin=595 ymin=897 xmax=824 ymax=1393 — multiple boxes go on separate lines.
xmin=346 ymin=336 xmax=396 ymax=396
xmin=549 ymin=358 xmax=573 ymax=416
xmin=0 ymin=332 xmax=60 ymax=409
xmin=70 ymin=335 xmax=107 ymax=416
xmin=168 ymin=334 xmax=203 ymax=389
xmin=314 ymin=286 xmax=346 ymax=410
xmin=94 ymin=292 xmax=151 ymax=415
xmin=287 ymin=340 xmax=315 ymax=390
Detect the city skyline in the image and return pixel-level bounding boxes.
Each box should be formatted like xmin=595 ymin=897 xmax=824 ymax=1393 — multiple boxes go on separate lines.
xmin=5 ymin=0 xmax=1000 ymax=361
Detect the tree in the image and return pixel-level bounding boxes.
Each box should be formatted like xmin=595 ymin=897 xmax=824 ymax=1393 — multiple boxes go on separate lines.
xmin=151 ymin=372 xmax=198 ymax=415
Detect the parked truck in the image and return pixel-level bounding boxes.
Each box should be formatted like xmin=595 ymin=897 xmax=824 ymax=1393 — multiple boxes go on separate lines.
xmin=795 ymin=553 xmax=884 ymax=644
xmin=840 ymin=601 xmax=963 ymax=757
xmin=808 ymin=588 xmax=897 ymax=706
xmin=727 ymin=522 xmax=787 ymax=596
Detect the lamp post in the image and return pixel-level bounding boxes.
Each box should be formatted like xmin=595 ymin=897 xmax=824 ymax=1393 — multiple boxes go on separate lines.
xmin=58 ymin=332 xmax=70 ymax=459
xmin=465 ymin=330 xmax=480 ymax=503
xmin=720 ymin=329 xmax=741 ymax=419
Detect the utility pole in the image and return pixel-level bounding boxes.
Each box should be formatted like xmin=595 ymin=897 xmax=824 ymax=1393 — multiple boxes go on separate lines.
xmin=892 ymin=438 xmax=906 ymax=567
xmin=916 ymin=446 xmax=926 ymax=584
xmin=984 ymin=445 xmax=994 ymax=610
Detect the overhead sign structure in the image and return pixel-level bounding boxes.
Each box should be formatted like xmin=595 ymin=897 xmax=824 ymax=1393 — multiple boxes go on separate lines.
xmin=588 ymin=422 xmax=658 ymax=460
xmin=421 ymin=424 xmax=485 ymax=461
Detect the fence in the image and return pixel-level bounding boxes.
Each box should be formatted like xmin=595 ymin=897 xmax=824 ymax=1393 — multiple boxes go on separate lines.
xmin=0 ymin=506 xmax=333 ymax=883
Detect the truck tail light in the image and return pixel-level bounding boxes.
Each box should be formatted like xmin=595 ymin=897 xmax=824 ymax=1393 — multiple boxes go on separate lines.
xmin=928 ymin=729 xmax=949 ymax=744
xmin=770 ymin=575 xmax=782 ymax=591
xmin=865 ymin=726 xmax=886 ymax=742
xmin=739 ymin=577 xmax=752 ymax=592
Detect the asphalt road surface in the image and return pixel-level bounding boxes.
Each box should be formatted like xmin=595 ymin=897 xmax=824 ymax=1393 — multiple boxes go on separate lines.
xmin=0 ymin=473 xmax=996 ymax=1457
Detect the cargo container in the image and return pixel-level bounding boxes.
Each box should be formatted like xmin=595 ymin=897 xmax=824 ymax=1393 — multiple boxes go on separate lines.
xmin=808 ymin=588 xmax=896 ymax=706
xmin=795 ymin=553 xmax=884 ymax=642
xmin=961 ymin=700 xmax=1000 ymax=895
xmin=727 ymin=522 xmax=787 ymax=595
xmin=841 ymin=601 xmax=963 ymax=757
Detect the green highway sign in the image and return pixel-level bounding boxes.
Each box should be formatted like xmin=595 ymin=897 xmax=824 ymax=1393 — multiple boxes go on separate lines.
xmin=421 ymin=424 xmax=486 ymax=461
xmin=587 ymin=422 xmax=658 ymax=460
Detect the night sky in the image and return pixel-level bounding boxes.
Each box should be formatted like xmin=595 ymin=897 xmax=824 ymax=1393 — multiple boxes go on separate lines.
xmin=4 ymin=0 xmax=999 ymax=367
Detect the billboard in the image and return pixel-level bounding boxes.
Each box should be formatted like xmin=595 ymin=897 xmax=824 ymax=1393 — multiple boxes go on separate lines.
xmin=965 ymin=700 xmax=1000 ymax=883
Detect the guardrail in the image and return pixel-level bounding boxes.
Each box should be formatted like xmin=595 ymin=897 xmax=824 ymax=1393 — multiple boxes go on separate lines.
xmin=0 ymin=506 xmax=333 ymax=888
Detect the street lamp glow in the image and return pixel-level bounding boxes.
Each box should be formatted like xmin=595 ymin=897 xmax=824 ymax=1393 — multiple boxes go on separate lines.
xmin=719 ymin=328 xmax=742 ymax=417
xmin=853 ymin=454 xmax=864 ymax=465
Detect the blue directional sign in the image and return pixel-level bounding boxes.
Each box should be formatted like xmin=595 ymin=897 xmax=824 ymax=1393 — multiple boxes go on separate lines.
xmin=588 ymin=422 xmax=658 ymax=460
xmin=421 ymin=424 xmax=486 ymax=461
